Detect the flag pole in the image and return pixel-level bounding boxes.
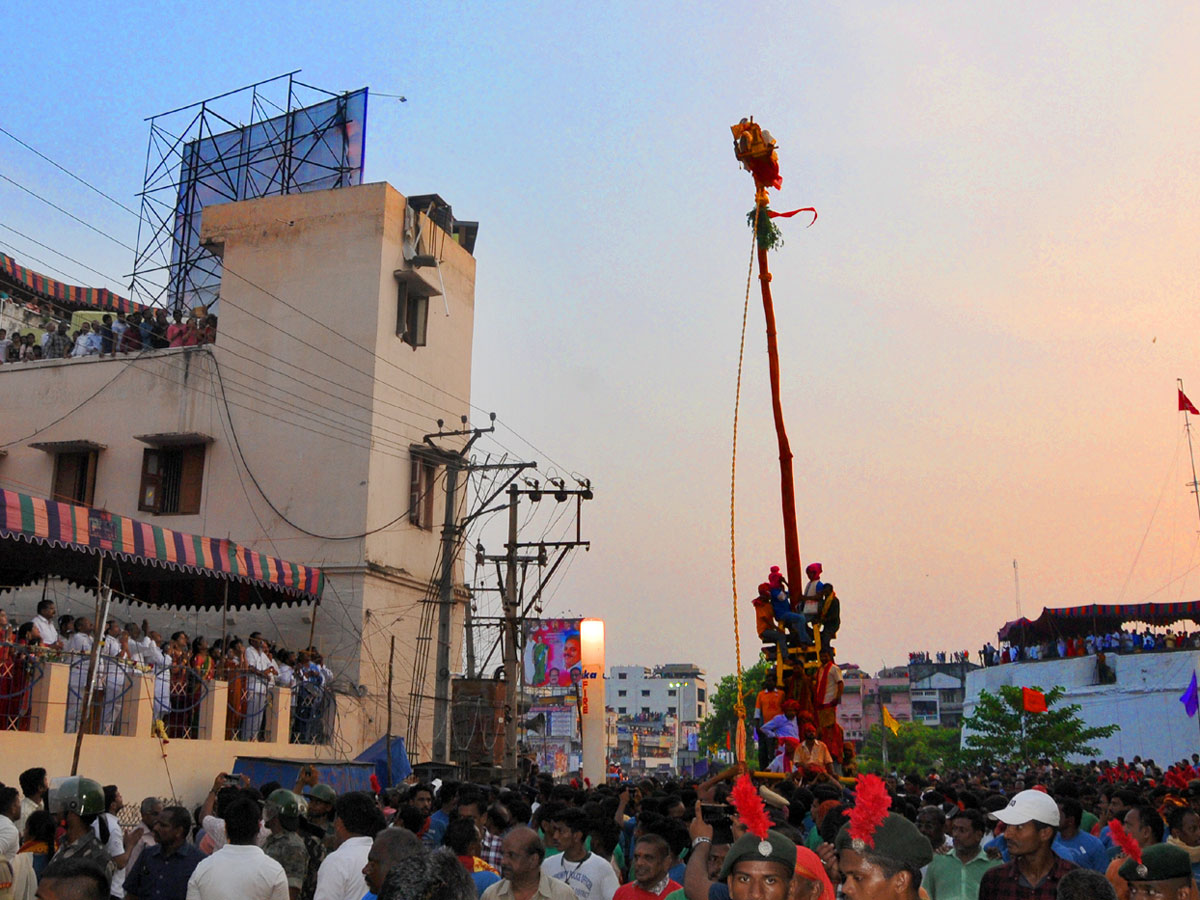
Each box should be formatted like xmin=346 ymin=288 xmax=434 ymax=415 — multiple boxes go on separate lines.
xmin=1180 ymin=379 xmax=1200 ymax=531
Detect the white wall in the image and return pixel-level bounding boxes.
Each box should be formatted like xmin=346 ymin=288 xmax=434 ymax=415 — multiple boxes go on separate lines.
xmin=963 ymin=651 xmax=1200 ymax=763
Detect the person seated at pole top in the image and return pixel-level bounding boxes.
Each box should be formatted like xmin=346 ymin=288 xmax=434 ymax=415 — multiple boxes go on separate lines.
xmin=1119 ymin=843 xmax=1197 ymax=900
xmin=802 ymin=564 xmax=824 ymax=598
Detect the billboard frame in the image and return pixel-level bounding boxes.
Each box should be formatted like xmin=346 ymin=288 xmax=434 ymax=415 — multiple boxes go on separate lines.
xmin=131 ymin=71 xmax=368 ymax=312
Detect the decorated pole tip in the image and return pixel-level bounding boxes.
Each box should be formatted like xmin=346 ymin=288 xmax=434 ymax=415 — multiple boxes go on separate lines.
xmin=730 ymin=117 xmax=782 ymax=194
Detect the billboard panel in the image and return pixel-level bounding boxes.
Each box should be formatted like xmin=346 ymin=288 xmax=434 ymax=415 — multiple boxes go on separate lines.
xmin=169 ymin=88 xmax=368 ymax=312
xmin=523 ymin=617 xmax=582 ymax=690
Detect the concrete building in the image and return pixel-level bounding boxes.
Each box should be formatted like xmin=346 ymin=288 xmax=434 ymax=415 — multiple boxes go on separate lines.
xmin=838 ymin=666 xmax=913 ymax=744
xmin=609 ymin=664 xmax=706 ymax=721
xmin=0 ymin=181 xmax=478 ymax=798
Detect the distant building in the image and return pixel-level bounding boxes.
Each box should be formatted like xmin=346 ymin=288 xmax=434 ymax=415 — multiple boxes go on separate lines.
xmin=609 ymin=664 xmax=706 ymax=721
xmin=838 ymin=666 xmax=912 ymax=744
xmin=608 ymin=663 xmax=706 ymax=774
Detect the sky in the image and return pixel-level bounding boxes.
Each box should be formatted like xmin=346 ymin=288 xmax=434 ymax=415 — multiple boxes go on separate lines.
xmin=4 ymin=2 xmax=1200 ymax=685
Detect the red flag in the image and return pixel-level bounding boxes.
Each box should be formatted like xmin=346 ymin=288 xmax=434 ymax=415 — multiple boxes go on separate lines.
xmin=1022 ymin=687 xmax=1048 ymax=714
xmin=1181 ymin=389 xmax=1199 ymax=415
xmin=725 ymin=731 xmax=732 ymax=750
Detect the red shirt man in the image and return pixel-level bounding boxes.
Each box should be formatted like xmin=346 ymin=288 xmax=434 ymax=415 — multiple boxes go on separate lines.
xmin=614 ymin=835 xmax=680 ymax=900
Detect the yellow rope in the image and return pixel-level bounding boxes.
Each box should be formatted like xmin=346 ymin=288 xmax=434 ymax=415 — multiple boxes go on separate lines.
xmin=729 ymin=209 xmax=759 ymax=764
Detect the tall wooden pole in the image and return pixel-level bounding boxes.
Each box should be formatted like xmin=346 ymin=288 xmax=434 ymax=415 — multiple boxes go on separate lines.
xmin=755 ymin=217 xmax=803 ymax=594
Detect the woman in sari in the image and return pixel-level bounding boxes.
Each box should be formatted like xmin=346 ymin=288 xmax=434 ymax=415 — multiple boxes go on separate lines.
xmin=224 ymin=638 xmax=247 ymax=740
xmin=187 ymin=636 xmax=213 ymax=737
xmin=0 ymin=608 xmax=18 ymax=730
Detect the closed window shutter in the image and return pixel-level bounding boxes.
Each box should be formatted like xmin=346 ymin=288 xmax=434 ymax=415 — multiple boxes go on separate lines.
xmin=178 ymin=445 xmax=206 ymax=514
xmin=409 ymin=457 xmax=423 ymax=525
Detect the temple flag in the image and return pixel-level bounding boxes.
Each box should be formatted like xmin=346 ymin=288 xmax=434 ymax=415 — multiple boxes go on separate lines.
xmin=1180 ymin=389 xmax=1199 ymax=415
xmin=882 ymin=706 xmax=901 ymax=735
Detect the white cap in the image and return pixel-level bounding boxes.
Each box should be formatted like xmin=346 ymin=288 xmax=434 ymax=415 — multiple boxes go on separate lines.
xmin=990 ymin=789 xmax=1060 ymax=827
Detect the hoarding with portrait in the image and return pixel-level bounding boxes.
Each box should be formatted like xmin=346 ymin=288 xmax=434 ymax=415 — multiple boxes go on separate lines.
xmin=522 ymin=617 xmax=582 ymax=690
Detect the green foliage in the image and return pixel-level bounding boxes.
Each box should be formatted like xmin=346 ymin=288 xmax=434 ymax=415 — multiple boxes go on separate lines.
xmin=747 ymin=208 xmax=784 ymax=251
xmin=959 ymin=685 xmax=1119 ymax=766
xmin=857 ymin=722 xmax=963 ymax=774
xmin=699 ymin=659 xmax=769 ymax=753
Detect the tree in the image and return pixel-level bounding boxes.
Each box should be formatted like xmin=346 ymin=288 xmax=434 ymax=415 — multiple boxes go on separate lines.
xmin=959 ymin=684 xmax=1118 ymax=766
xmin=857 ymin=722 xmax=962 ymax=774
xmin=699 ymin=660 xmax=769 ymax=754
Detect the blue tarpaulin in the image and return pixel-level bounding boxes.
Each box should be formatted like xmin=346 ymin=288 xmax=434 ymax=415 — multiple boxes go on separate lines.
xmin=231 ymin=756 xmax=376 ymax=796
xmin=354 ymin=734 xmax=412 ymax=786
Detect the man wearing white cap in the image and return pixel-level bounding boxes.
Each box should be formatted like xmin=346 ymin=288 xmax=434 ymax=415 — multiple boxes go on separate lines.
xmin=978 ymin=790 xmax=1077 ymax=900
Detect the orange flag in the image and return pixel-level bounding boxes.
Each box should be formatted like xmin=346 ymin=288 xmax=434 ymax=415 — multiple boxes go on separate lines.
xmin=1022 ymin=687 xmax=1048 ymax=714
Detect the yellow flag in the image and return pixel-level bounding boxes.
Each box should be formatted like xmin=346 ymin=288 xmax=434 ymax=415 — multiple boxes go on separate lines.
xmin=882 ymin=706 xmax=900 ymax=735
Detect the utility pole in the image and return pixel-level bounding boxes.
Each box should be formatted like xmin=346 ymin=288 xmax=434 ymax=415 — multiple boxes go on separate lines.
xmin=429 ymin=416 xmax=493 ymax=765
xmin=477 ymin=477 xmax=593 ymax=780
xmin=503 ymin=484 xmax=520 ymax=779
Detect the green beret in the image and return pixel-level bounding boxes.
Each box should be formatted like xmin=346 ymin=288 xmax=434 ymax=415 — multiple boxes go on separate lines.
xmin=719 ymin=830 xmax=797 ymax=880
xmin=1119 ymin=844 xmax=1193 ymax=882
xmin=834 ymin=814 xmax=933 ymax=870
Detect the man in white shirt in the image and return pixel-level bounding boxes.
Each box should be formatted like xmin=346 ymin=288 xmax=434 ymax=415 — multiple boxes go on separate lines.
xmin=0 ymin=786 xmax=20 ymax=860
xmin=187 ymin=797 xmax=288 ymax=900
xmin=31 ymin=599 xmax=62 ymax=649
xmin=242 ymin=633 xmax=277 ymax=741
xmin=70 ymin=322 xmax=101 ymax=357
xmin=313 ymin=792 xmax=387 ymax=900
xmin=540 ymin=808 xmax=618 ymax=900
xmin=99 ymin=622 xmax=132 ymax=735
xmin=16 ymin=768 xmax=47 ymax=835
xmin=63 ymin=617 xmax=94 ymax=733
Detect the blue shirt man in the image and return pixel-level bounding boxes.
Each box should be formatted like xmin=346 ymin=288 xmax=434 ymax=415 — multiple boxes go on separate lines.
xmin=123 ymin=805 xmax=204 ymax=900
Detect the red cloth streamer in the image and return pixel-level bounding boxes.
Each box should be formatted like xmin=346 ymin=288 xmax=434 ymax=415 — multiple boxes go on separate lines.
xmin=1022 ymin=687 xmax=1048 ymax=714
xmin=730 ymin=774 xmax=772 ymax=841
xmin=1181 ymin=389 xmax=1199 ymax=415
xmin=847 ymin=774 xmax=892 ymax=849
xmin=767 ymin=207 xmax=818 ymax=227
xmin=1109 ymin=818 xmax=1142 ymax=866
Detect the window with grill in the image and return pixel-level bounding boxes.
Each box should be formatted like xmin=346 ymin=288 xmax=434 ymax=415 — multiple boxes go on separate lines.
xmin=139 ymin=445 xmax=205 ymax=515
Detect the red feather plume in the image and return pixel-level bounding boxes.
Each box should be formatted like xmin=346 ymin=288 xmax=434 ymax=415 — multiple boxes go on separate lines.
xmin=847 ymin=774 xmax=892 ymax=848
xmin=1109 ymin=818 xmax=1142 ymax=865
xmin=730 ymin=774 xmax=772 ymax=841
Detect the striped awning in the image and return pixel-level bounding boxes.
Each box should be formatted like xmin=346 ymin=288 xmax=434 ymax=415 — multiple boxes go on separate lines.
xmin=999 ymin=602 xmax=1200 ymax=643
xmin=0 ymin=252 xmax=148 ymax=315
xmin=0 ymin=489 xmax=323 ymax=608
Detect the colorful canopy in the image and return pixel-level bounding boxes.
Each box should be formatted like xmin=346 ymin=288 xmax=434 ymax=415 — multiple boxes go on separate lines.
xmin=999 ymin=602 xmax=1200 ymax=643
xmin=0 ymin=489 xmax=323 ymax=608
xmin=1 ymin=252 xmax=148 ymax=315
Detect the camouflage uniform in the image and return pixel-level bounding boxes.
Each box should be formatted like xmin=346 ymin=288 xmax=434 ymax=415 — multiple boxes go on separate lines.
xmin=264 ymin=830 xmax=310 ymax=893
xmin=298 ymin=829 xmax=327 ymax=900
xmin=48 ymin=831 xmax=113 ymax=878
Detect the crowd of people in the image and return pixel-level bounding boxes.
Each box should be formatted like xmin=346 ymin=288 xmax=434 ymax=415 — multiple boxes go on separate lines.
xmin=981 ymin=628 xmax=1200 ymax=667
xmin=0 ymin=309 xmax=217 ymax=363
xmin=0 ymin=600 xmax=333 ymax=743
xmin=908 ymin=651 xmax=973 ymax=666
xmin=4 ymin=754 xmax=1200 ymax=900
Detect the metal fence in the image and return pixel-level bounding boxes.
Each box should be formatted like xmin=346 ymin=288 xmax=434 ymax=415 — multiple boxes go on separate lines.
xmin=154 ymin=662 xmax=211 ymax=739
xmin=0 ymin=643 xmax=44 ymax=732
xmin=66 ymin=653 xmax=136 ymax=736
xmin=290 ymin=678 xmax=333 ymax=745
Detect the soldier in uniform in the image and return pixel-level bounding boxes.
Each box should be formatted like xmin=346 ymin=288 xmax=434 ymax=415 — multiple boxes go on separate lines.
xmin=1119 ymin=843 xmax=1197 ymax=900
xmin=263 ymin=790 xmax=310 ymax=900
xmin=46 ymin=777 xmax=114 ymax=879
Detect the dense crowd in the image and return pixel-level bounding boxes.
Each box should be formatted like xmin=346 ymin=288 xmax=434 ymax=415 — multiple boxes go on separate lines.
xmin=0 ymin=309 xmax=216 ymax=363
xmin=0 ymin=600 xmax=333 ymax=743
xmin=4 ymin=752 xmax=1200 ymax=900
xmin=981 ymin=629 xmax=1200 ymax=668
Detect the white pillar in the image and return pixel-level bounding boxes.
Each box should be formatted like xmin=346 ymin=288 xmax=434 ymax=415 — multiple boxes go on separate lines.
xmin=580 ymin=619 xmax=606 ymax=784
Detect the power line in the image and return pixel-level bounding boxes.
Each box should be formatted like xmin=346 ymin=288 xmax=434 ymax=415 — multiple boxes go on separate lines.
xmin=0 ymin=125 xmax=142 ymax=218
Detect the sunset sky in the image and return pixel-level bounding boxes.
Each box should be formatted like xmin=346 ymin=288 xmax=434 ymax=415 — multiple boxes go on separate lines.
xmin=4 ymin=2 xmax=1200 ymax=682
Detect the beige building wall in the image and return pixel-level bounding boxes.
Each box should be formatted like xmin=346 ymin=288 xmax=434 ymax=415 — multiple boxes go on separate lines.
xmin=0 ymin=182 xmax=476 ymax=766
